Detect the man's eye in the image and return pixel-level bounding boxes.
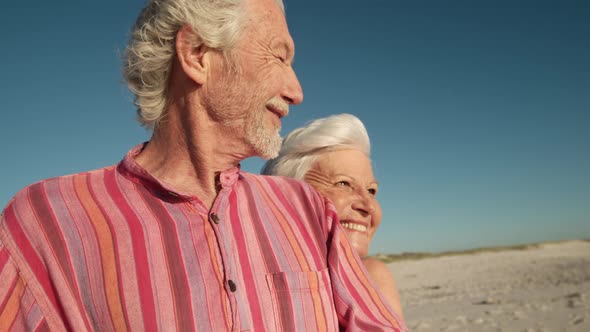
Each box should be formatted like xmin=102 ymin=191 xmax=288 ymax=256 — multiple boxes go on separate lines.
xmin=368 ymin=188 xmax=377 ymax=196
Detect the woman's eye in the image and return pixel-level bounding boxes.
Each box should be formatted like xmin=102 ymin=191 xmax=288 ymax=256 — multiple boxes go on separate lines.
xmin=335 ymin=181 xmax=351 ymax=188
xmin=368 ymin=188 xmax=377 ymax=196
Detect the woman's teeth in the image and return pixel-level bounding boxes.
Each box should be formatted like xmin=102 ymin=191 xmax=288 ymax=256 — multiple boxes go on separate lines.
xmin=341 ymin=223 xmax=368 ymax=232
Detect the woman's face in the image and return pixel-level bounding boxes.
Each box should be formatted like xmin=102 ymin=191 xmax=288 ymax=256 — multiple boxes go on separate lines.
xmin=304 ymin=149 xmax=382 ymax=257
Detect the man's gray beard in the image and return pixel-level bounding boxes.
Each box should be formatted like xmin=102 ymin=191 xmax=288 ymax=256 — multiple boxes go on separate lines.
xmin=247 ymin=122 xmax=283 ymax=159
xmin=244 ymin=107 xmax=282 ymax=159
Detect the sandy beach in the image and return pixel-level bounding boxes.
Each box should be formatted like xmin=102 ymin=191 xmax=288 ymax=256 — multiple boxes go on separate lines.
xmin=388 ymin=240 xmax=590 ymax=331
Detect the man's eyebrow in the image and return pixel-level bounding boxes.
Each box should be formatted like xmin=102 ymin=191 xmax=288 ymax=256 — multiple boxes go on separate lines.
xmin=271 ymin=39 xmax=295 ymax=61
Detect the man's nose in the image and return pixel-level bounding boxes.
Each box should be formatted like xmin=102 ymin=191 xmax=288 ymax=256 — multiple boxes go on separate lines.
xmin=282 ymin=67 xmax=303 ymax=105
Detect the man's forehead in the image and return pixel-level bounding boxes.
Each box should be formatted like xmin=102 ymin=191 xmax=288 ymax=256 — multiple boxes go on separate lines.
xmin=246 ymin=0 xmax=285 ymax=17
xmin=244 ymin=0 xmax=294 ymax=47
xmin=252 ymin=2 xmax=289 ymax=31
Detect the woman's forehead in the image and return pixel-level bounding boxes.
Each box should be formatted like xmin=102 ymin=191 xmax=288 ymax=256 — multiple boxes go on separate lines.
xmin=313 ymin=149 xmax=376 ymax=182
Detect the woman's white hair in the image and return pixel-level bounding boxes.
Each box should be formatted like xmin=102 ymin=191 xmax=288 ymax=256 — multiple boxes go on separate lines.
xmin=123 ymin=0 xmax=285 ymax=129
xmin=262 ymin=114 xmax=371 ymax=180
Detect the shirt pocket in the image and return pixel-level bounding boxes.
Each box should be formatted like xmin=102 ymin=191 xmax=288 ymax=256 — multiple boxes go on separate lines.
xmin=265 ymin=269 xmax=338 ymax=331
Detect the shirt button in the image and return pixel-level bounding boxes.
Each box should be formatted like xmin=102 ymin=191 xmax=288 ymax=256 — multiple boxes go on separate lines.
xmin=228 ymin=280 xmax=237 ymax=292
xmin=210 ymin=213 xmax=220 ymax=224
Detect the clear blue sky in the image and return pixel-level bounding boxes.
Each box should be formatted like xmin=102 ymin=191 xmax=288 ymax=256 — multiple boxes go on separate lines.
xmin=1 ymin=0 xmax=588 ymax=254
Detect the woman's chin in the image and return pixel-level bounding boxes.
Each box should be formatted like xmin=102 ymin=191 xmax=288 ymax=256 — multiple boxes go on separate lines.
xmin=351 ymin=241 xmax=369 ymax=258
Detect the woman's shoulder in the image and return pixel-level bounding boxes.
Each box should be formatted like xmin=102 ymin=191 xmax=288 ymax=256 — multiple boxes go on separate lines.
xmin=361 ymin=257 xmax=398 ymax=291
xmin=362 ymin=257 xmax=405 ymax=321
xmin=362 ymin=257 xmax=391 ymax=273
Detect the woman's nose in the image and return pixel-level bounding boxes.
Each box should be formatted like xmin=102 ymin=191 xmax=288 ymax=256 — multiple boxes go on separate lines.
xmin=351 ymin=192 xmax=375 ymax=216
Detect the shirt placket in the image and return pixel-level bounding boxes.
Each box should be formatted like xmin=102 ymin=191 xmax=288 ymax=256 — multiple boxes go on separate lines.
xmin=207 ymin=173 xmax=242 ymax=332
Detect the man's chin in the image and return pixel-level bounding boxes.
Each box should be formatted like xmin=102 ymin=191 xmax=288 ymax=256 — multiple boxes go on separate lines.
xmin=249 ymin=133 xmax=282 ymax=160
xmin=257 ymin=138 xmax=282 ymax=160
xmin=259 ymin=151 xmax=279 ymax=160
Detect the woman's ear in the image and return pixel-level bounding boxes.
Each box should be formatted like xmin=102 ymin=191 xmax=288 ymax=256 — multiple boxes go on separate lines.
xmin=175 ymin=25 xmax=209 ymax=85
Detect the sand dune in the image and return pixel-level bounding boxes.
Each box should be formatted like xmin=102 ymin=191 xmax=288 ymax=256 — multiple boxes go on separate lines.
xmin=388 ymin=240 xmax=590 ymax=331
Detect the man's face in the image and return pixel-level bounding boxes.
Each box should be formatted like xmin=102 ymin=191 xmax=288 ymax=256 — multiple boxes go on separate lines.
xmin=204 ymin=0 xmax=303 ymax=159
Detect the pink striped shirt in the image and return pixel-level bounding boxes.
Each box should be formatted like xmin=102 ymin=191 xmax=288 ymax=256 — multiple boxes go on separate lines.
xmin=0 ymin=144 xmax=406 ymax=331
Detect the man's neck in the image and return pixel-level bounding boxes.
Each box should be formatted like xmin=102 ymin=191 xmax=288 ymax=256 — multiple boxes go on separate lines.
xmin=134 ymin=103 xmax=251 ymax=208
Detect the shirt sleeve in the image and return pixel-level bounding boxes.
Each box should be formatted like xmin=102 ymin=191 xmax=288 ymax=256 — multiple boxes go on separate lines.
xmin=322 ymin=198 xmax=408 ymax=332
xmin=1 ymin=207 xmax=64 ymax=331
xmin=0 ymin=239 xmax=49 ymax=331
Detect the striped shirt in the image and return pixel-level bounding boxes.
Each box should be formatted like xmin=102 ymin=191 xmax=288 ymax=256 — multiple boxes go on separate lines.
xmin=0 ymin=144 xmax=406 ymax=331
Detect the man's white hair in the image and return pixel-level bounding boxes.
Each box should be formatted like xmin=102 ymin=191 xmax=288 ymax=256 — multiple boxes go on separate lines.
xmin=123 ymin=0 xmax=285 ymax=129
xmin=261 ymin=114 xmax=371 ymax=179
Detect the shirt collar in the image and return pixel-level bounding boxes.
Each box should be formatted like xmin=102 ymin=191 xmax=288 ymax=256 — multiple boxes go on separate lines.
xmin=117 ymin=142 xmax=242 ymax=201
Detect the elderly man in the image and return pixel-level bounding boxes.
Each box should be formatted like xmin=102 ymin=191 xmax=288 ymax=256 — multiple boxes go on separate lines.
xmin=0 ymin=0 xmax=406 ymax=331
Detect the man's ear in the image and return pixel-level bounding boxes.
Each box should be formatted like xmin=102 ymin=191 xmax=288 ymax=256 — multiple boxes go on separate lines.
xmin=176 ymin=25 xmax=209 ymax=85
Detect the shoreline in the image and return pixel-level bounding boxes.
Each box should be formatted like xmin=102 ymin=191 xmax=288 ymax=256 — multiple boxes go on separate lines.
xmin=373 ymin=239 xmax=590 ymax=263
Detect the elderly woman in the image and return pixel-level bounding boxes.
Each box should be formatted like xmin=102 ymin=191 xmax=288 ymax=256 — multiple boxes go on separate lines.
xmin=262 ymin=113 xmax=403 ymax=318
